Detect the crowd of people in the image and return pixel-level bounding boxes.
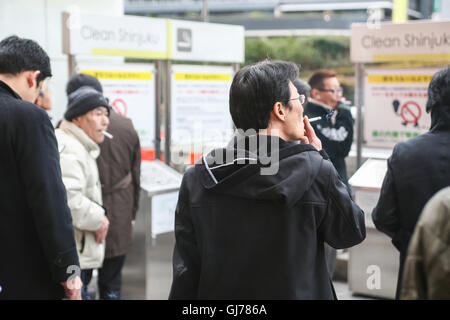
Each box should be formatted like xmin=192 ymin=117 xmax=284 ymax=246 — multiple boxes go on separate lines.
xmin=0 ymin=35 xmax=448 ymax=300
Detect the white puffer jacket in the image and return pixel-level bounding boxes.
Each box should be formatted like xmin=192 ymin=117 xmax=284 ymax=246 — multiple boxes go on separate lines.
xmin=56 ymin=120 xmax=105 ymax=270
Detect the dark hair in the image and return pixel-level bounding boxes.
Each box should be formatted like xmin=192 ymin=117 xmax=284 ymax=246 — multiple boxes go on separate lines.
xmin=308 ymin=70 xmax=337 ymax=90
xmin=229 ymin=60 xmax=299 ymax=131
xmin=66 ymin=73 xmax=103 ymax=95
xmin=293 ymin=79 xmax=311 ymax=99
xmin=426 ymin=67 xmax=450 ymax=113
xmin=0 ymin=35 xmax=51 ymax=85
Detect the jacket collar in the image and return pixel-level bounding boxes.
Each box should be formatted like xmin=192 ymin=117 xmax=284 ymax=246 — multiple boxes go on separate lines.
xmin=59 ymin=119 xmax=100 ymax=159
xmin=0 ymin=80 xmax=22 ymax=100
xmin=308 ymin=98 xmax=334 ymax=111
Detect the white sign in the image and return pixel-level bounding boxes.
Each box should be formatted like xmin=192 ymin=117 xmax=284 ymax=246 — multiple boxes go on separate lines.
xmin=62 ymin=12 xmax=168 ymax=59
xmin=171 ymin=64 xmax=234 ymax=147
xmin=364 ymin=68 xmax=438 ymax=148
xmin=78 ymin=63 xmax=156 ymax=148
xmin=169 ymin=19 xmax=244 ymax=63
xmin=151 ymin=191 xmax=179 ymax=236
xmin=351 ymin=20 xmax=450 ymax=63
xmin=62 ymin=12 xmax=245 ymax=63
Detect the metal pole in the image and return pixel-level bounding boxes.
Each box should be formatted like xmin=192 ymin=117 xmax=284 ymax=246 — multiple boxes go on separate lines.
xmin=202 ymin=0 xmax=209 ymax=22
xmin=355 ymin=63 xmax=364 ymax=169
xmin=155 ymin=60 xmax=161 ymax=161
xmin=165 ymin=60 xmax=172 ymax=165
xmin=145 ymin=194 xmax=152 ymax=300
xmin=68 ymin=54 xmax=76 ymax=77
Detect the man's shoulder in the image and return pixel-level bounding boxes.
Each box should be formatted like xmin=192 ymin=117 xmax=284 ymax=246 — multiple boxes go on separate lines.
xmin=304 ymin=101 xmax=323 ymax=115
xmin=56 ymin=128 xmax=86 ymax=156
xmin=2 ymin=96 xmax=48 ymax=120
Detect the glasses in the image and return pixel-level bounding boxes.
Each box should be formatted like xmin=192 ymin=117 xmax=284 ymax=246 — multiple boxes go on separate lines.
xmin=318 ymin=87 xmax=343 ymax=95
xmin=286 ymin=94 xmax=306 ymax=105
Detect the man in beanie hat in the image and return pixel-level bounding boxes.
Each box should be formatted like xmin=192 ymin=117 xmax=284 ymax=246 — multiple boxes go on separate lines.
xmin=66 ymin=74 xmax=141 ymax=300
xmin=56 ymin=85 xmax=110 ymax=300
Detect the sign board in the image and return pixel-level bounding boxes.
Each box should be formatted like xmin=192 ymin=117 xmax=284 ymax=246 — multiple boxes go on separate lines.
xmin=364 ymin=68 xmax=438 ymax=148
xmin=351 ymin=20 xmax=450 ymax=63
xmin=62 ymin=12 xmax=168 ymax=59
xmin=78 ymin=63 xmax=156 ymax=148
xmin=151 ymin=191 xmax=178 ymax=236
xmin=170 ymin=64 xmax=234 ymax=148
xmin=169 ymin=19 xmax=245 ymax=63
xmin=62 ymin=12 xmax=245 ymax=63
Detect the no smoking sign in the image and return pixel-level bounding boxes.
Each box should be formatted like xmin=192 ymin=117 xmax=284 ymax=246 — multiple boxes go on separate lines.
xmin=111 ymin=98 xmax=128 ymax=116
xmin=400 ymin=101 xmax=421 ymax=126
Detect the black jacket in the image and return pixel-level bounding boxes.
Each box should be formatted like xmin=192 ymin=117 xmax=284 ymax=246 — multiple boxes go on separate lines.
xmin=372 ymin=107 xmax=450 ymax=298
xmin=304 ymin=101 xmax=354 ymax=183
xmin=169 ymin=136 xmax=365 ymax=299
xmin=0 ymin=81 xmax=79 ymax=299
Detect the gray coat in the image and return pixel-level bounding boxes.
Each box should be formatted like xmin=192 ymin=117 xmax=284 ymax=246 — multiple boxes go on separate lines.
xmin=97 ymin=111 xmax=141 ymax=258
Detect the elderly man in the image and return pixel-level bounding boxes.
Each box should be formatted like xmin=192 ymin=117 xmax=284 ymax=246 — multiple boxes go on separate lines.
xmin=372 ymin=67 xmax=450 ymax=299
xmin=56 ymin=86 xmax=111 ymax=300
xmin=66 ymin=73 xmax=141 ymax=300
xmin=169 ymin=60 xmax=365 ymax=300
xmin=0 ymin=35 xmax=80 ymax=300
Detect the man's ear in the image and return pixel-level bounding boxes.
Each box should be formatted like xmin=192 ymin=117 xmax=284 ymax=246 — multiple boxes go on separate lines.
xmin=26 ymin=70 xmax=41 ymax=88
xmin=311 ymin=88 xmax=319 ymax=99
xmin=272 ymin=101 xmax=286 ymax=122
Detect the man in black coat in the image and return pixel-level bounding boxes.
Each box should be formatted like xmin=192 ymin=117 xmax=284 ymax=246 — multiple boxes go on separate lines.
xmin=169 ymin=60 xmax=365 ymax=299
xmin=304 ymin=70 xmax=354 ymax=188
xmin=0 ymin=36 xmax=81 ymax=299
xmin=372 ymin=67 xmax=450 ymax=299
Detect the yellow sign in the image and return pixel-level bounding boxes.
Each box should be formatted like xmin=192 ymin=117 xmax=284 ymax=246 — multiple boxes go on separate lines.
xmin=174 ymin=73 xmax=231 ymax=81
xmin=393 ymin=0 xmax=408 ymax=23
xmin=368 ymin=74 xmax=433 ymax=83
xmin=80 ymin=70 xmax=152 ymax=80
xmin=91 ymin=48 xmax=167 ymax=60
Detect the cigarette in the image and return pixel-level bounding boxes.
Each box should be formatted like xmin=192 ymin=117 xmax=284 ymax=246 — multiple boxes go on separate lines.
xmin=308 ymin=116 xmax=322 ymax=122
xmin=102 ymin=131 xmax=113 ymax=139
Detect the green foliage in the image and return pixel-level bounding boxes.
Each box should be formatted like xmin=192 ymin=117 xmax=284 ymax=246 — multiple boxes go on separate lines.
xmin=245 ymin=35 xmax=355 ymax=100
xmin=244 ymin=36 xmax=351 ymax=72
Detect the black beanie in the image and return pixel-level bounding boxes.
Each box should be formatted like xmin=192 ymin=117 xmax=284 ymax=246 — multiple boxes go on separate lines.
xmin=64 ymin=86 xmax=110 ymax=121
xmin=66 ymin=73 xmax=103 ymax=95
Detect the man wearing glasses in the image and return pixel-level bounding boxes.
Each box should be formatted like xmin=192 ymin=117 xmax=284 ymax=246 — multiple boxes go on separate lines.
xmin=305 ymin=70 xmax=354 ymax=190
xmin=169 ymin=60 xmax=365 ymax=299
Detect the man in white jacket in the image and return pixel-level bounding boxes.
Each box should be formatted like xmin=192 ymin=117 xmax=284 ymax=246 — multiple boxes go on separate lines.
xmin=56 ymin=86 xmax=110 ymax=299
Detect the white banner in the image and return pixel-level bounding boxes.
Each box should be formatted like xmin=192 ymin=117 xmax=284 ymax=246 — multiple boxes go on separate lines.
xmin=364 ymin=68 xmax=439 ymax=148
xmin=351 ymin=20 xmax=450 ymax=63
xmin=170 ymin=64 xmax=234 ymax=148
xmin=78 ymin=63 xmax=156 ymax=148
xmin=63 ymin=12 xmax=168 ymax=59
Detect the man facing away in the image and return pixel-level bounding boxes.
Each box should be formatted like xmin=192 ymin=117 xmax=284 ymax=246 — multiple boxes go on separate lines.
xmin=0 ymin=35 xmax=81 ymax=299
xmin=304 ymin=70 xmax=354 ymax=189
xmin=372 ymin=67 xmax=450 ymax=299
xmin=56 ymin=86 xmax=110 ymax=300
xmin=169 ymin=60 xmax=365 ymax=299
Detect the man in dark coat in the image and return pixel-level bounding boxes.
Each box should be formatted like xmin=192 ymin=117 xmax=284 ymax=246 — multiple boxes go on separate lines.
xmin=66 ymin=74 xmax=141 ymax=300
xmin=372 ymin=67 xmax=450 ymax=299
xmin=304 ymin=70 xmax=354 ymax=188
xmin=0 ymin=35 xmax=81 ymax=299
xmin=169 ymin=60 xmax=365 ymax=300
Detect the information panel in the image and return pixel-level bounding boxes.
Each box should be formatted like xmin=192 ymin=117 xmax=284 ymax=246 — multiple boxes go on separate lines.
xmin=78 ymin=62 xmax=155 ymax=148
xmin=364 ymin=68 xmax=438 ymax=148
xmin=170 ymin=64 xmax=234 ymax=148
